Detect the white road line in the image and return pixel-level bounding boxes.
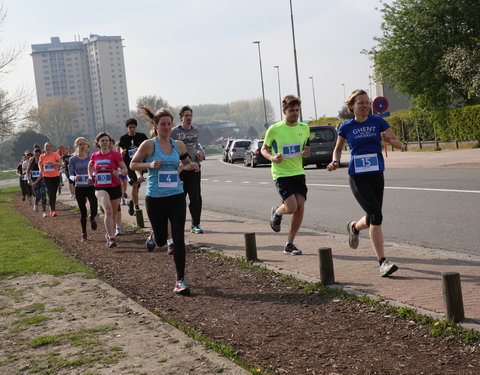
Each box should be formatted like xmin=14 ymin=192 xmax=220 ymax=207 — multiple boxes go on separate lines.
xmin=308 ymin=183 xmax=480 ymax=194
xmin=241 ymin=181 xmax=251 ymax=184
xmin=225 ymin=180 xmax=232 ymax=183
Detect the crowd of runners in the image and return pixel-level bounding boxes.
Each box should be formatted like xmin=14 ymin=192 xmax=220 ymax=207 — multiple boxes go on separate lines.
xmin=16 ymin=90 xmax=403 ymax=295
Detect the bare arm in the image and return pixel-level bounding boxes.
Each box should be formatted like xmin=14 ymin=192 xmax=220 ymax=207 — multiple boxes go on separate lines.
xmin=382 ymin=128 xmax=403 ymax=149
xmin=177 ymin=141 xmax=199 ymax=172
xmin=327 ymin=136 xmax=346 ymax=171
xmin=261 ymin=143 xmax=283 ymax=163
xmin=130 ymin=140 xmax=155 ymax=171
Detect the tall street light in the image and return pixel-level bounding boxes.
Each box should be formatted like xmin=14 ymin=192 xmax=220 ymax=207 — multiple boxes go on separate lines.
xmin=274 ymin=65 xmax=282 ymax=121
xmin=253 ymin=41 xmax=268 ymax=126
xmin=289 ymin=0 xmax=302 ymax=121
xmin=341 ymin=83 xmax=346 ymax=100
xmin=308 ymin=76 xmax=318 ymax=120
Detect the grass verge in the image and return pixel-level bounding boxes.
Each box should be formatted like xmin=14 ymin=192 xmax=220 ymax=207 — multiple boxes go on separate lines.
xmin=0 ymin=170 xmax=17 ymax=181
xmin=0 ymin=187 xmax=96 ymax=279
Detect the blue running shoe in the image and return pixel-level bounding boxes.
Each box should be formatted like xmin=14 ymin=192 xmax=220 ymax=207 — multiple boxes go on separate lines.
xmin=146 ymin=232 xmax=156 ymax=252
xmin=173 ymin=278 xmax=190 ymax=295
xmin=191 ymin=225 xmax=204 ymax=234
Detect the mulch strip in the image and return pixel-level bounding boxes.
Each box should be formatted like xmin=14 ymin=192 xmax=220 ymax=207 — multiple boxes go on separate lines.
xmin=14 ymin=195 xmax=479 ymax=374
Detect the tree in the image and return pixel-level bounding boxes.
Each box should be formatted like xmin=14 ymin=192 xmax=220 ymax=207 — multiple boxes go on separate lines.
xmin=367 ymin=0 xmax=480 ymax=108
xmin=0 ymin=5 xmax=27 ymax=139
xmin=11 ymin=129 xmax=49 ymax=155
xmin=28 ymin=97 xmax=80 ymax=147
xmin=133 ymin=95 xmax=177 ymax=132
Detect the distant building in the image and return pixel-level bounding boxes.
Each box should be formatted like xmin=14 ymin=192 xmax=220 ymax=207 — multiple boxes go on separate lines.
xmin=375 ymin=83 xmax=411 ymax=112
xmin=31 ymin=35 xmax=129 ymax=138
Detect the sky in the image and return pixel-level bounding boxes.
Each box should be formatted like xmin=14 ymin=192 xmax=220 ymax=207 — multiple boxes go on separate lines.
xmin=1 ymin=0 xmax=391 ymax=122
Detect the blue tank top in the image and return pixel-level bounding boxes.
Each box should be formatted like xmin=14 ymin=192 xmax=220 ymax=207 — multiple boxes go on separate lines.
xmin=145 ymin=137 xmax=184 ymax=198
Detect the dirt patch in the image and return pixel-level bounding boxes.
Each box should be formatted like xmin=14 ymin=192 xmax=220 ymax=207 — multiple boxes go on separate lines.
xmin=6 ymin=195 xmax=480 ymax=374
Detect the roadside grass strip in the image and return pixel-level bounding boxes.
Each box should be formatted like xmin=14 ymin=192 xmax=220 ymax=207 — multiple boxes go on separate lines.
xmin=0 ymin=170 xmax=17 ymax=181
xmin=0 ymin=187 xmax=95 ymax=279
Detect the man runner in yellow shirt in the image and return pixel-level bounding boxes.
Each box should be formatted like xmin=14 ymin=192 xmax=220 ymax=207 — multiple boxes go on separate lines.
xmin=261 ymin=95 xmax=310 ymax=255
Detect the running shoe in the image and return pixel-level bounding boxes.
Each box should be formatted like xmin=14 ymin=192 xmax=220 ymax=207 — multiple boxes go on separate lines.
xmin=346 ymin=220 xmax=359 ymax=249
xmin=42 ymin=211 xmax=48 ymax=218
xmin=33 ymin=204 xmax=38 ymax=213
xmin=22 ymin=196 xmax=26 ymax=201
xmin=115 ymin=226 xmax=122 ymax=236
xmin=70 ymin=193 xmax=75 ymax=199
xmin=128 ymin=200 xmax=135 ymax=216
xmin=191 ymin=225 xmax=204 ymax=234
xmin=123 ymin=192 xmax=128 ymax=199
xmin=51 ymin=211 xmax=57 ymax=217
xmin=173 ymin=278 xmax=191 ymax=295
xmin=146 ymin=232 xmax=156 ymax=252
xmin=90 ymin=217 xmax=97 ymax=231
xmin=81 ymin=233 xmax=88 ymax=242
xmin=379 ymin=259 xmax=398 ymax=277
xmin=284 ymin=242 xmax=302 ymax=255
xmin=167 ymin=243 xmax=175 ymax=255
xmin=270 ymin=206 xmax=282 ymax=232
xmin=106 ymin=234 xmax=117 ymax=248
xmin=121 ymin=198 xmax=126 ymax=206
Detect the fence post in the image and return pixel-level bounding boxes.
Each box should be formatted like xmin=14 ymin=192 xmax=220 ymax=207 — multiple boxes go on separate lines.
xmin=441 ymin=272 xmax=465 ymax=322
xmin=244 ymin=233 xmax=257 ymax=261
xmin=318 ymin=247 xmax=335 ymax=285
xmin=135 ymin=209 xmax=145 ymax=228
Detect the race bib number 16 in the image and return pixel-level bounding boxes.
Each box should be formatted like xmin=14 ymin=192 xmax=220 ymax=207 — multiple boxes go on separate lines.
xmin=158 ymin=171 xmax=178 ymax=188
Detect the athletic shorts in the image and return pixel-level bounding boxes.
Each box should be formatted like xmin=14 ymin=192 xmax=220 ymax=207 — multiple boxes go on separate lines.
xmin=95 ymin=184 xmax=122 ymax=200
xmin=274 ymin=174 xmax=308 ymax=202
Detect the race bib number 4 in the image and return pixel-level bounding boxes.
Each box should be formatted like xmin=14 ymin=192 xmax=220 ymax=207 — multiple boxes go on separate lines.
xmin=128 ymin=148 xmax=137 ymax=158
xmin=76 ymin=175 xmax=89 ymax=186
xmin=353 ymin=153 xmax=379 ymax=173
xmin=282 ymin=143 xmax=301 ymax=159
xmin=44 ymin=164 xmax=55 ymax=171
xmin=158 ymin=171 xmax=178 ymax=188
xmin=96 ymin=172 xmax=112 ymax=185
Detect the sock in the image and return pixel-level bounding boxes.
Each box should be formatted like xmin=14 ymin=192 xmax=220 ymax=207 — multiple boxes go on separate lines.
xmin=134 ymin=205 xmax=140 ymax=210
xmin=167 ymin=238 xmax=173 ymax=245
xmin=353 ymin=223 xmax=359 ymax=234
xmin=275 ymin=209 xmax=282 ymax=216
xmin=286 ymin=238 xmax=294 ymax=245
xmin=379 ymin=257 xmax=386 ymax=266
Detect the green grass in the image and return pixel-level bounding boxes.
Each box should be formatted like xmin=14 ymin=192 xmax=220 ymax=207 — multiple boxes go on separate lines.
xmin=0 ymin=170 xmax=17 ymax=181
xmin=0 ymin=187 xmax=96 ymax=279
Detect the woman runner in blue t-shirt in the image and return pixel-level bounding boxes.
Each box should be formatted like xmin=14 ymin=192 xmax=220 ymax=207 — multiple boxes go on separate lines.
xmin=130 ymin=106 xmax=199 ymax=295
xmin=328 ymin=89 xmax=403 ymax=277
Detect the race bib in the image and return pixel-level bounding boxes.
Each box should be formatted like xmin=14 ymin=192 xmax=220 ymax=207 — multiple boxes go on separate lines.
xmin=44 ymin=164 xmax=54 ymax=171
xmin=31 ymin=171 xmax=40 ymax=178
xmin=353 ymin=153 xmax=379 ymax=173
xmin=76 ymin=174 xmax=89 ymax=186
xmin=282 ymin=143 xmax=301 ymax=159
xmin=96 ymin=172 xmax=112 ymax=185
xmin=21 ymin=175 xmax=27 ymax=181
xmin=158 ymin=171 xmax=178 ymax=188
xmin=128 ymin=148 xmax=137 ymax=158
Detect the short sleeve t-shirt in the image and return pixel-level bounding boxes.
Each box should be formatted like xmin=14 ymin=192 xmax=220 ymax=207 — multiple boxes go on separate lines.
xmin=119 ymin=132 xmax=148 ymax=164
xmin=263 ymin=120 xmax=310 ymax=180
xmin=90 ymin=150 xmax=123 ymax=188
xmin=39 ymin=152 xmax=61 ymax=177
xmin=337 ymin=115 xmax=390 ymax=175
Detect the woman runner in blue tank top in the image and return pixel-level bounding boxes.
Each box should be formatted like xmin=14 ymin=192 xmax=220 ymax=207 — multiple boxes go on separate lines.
xmin=130 ymin=106 xmax=199 ymax=295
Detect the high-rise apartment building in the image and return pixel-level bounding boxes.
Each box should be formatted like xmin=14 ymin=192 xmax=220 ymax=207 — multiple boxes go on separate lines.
xmin=31 ymin=34 xmax=129 ymax=138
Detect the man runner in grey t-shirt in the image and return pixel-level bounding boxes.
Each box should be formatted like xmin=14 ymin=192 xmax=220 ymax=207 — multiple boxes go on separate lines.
xmin=171 ymin=106 xmax=205 ymax=233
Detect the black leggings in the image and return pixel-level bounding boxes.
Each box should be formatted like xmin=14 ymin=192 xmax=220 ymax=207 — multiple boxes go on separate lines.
xmin=180 ymin=170 xmax=202 ymax=226
xmin=146 ymin=193 xmax=187 ymax=280
xmin=75 ymin=186 xmax=98 ymax=234
xmin=349 ymin=172 xmax=384 ymax=226
xmin=44 ymin=176 xmax=60 ymax=211
xmin=20 ymin=178 xmax=33 ymax=197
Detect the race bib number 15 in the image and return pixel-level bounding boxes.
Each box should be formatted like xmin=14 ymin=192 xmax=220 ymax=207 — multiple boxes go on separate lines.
xmin=353 ymin=153 xmax=379 ymax=173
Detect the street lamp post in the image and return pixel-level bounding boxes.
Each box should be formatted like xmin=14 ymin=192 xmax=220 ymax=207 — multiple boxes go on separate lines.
xmin=308 ymin=76 xmax=318 ymax=120
xmin=274 ymin=65 xmax=282 ymax=121
xmin=341 ymin=83 xmax=346 ymax=100
xmin=289 ymin=0 xmax=302 ymax=121
xmin=253 ymin=41 xmax=268 ymax=126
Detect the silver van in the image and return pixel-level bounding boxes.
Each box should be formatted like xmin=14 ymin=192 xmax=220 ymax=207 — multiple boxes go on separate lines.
xmin=303 ymin=125 xmax=337 ymax=168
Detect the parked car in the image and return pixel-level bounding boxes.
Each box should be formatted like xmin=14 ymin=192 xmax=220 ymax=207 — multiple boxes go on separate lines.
xmin=303 ymin=125 xmax=337 ymax=168
xmin=222 ymin=139 xmax=234 ymax=162
xmin=244 ymin=139 xmax=271 ymax=168
xmin=227 ymin=139 xmax=251 ymax=163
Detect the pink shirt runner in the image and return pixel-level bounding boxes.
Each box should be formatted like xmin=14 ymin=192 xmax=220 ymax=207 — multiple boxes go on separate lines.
xmin=90 ymin=150 xmax=123 ymax=188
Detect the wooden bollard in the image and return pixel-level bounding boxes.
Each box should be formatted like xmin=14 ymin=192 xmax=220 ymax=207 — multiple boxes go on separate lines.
xmin=441 ymin=272 xmax=465 ymax=322
xmin=318 ymin=247 xmax=335 ymax=285
xmin=135 ymin=209 xmax=145 ymax=228
xmin=244 ymin=233 xmax=257 ymax=261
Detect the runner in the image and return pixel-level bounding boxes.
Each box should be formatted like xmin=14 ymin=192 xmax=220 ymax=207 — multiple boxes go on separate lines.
xmin=171 ymin=105 xmax=205 ymax=234
xmin=39 ymin=142 xmax=63 ymax=217
xmin=115 ymin=141 xmax=128 ymax=206
xmin=26 ymin=148 xmax=48 ymax=217
xmin=68 ymin=137 xmax=98 ymax=242
xmin=261 ymin=95 xmax=310 ymax=255
xmin=130 ymin=106 xmax=199 ymax=295
xmin=63 ymin=146 xmax=76 ymax=199
xmin=114 ymin=141 xmax=127 ymax=234
xmin=88 ymin=132 xmax=128 ymax=248
xmin=17 ymin=152 xmax=33 ymax=204
xmin=327 ymin=89 xmax=403 ymax=277
xmin=118 ymin=118 xmax=148 ymax=217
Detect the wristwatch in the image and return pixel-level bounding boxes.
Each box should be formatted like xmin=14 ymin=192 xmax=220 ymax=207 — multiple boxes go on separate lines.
xmin=332 ymin=160 xmax=339 ymax=164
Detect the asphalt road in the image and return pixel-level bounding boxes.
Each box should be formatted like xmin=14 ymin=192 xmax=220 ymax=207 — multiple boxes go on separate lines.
xmin=199 ymin=156 xmax=480 ymax=257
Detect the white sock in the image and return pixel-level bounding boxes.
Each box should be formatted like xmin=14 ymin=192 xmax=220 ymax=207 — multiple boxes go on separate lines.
xmin=167 ymin=239 xmax=173 ymax=245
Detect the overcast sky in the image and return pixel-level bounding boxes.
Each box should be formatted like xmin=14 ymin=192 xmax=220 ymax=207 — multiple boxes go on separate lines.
xmin=1 ymin=0 xmax=391 ymax=122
